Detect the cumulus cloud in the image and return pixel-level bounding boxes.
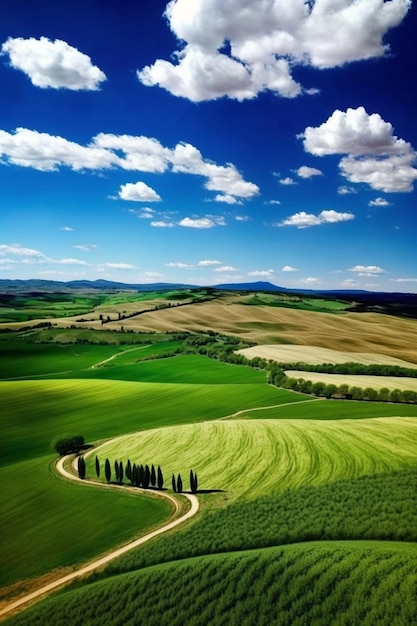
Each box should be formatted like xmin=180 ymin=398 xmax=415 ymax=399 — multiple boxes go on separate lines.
xmin=0 ymin=128 xmax=258 ymax=203
xmin=282 ymin=265 xmax=299 ymax=272
xmin=60 ymin=226 xmax=74 ymax=232
xmin=198 ymin=259 xmax=222 ymax=266
xmin=57 ymin=258 xmax=88 ymax=266
xmin=101 ymin=262 xmax=138 ymax=270
xmin=0 ymin=243 xmax=46 ymax=258
xmin=179 ymin=216 xmax=225 ymax=229
xmin=118 ymin=182 xmax=162 ymax=202
xmin=295 ymin=165 xmax=323 ymax=178
xmin=151 ymin=220 xmax=175 ymax=228
xmin=265 ymin=200 xmax=281 ymax=205
xmin=1 ymin=36 xmax=106 ymax=90
xmin=0 ymin=128 xmax=118 ymax=172
xmin=279 ymin=177 xmax=297 ymax=186
xmin=215 ymin=265 xmax=237 ymax=272
xmin=248 ymin=269 xmax=275 ymax=277
xmin=301 ymin=107 xmax=417 ymax=192
xmin=214 ymin=194 xmax=242 ymax=204
xmin=137 ymin=0 xmax=410 ymax=101
xmin=369 ymin=197 xmax=391 ymax=207
xmin=278 ymin=209 xmax=354 ymax=228
xmin=349 ymin=265 xmax=385 ymax=276
xmin=337 ymin=185 xmax=356 ymax=195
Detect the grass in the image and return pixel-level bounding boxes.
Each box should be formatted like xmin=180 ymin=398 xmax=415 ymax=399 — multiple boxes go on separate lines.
xmin=91 ymin=417 xmax=417 ymax=500
xmin=0 ymin=294 xmax=105 ymax=323
xmin=0 ymin=455 xmax=171 ymax=588
xmin=0 ymin=378 xmax=303 ymax=466
xmin=5 ymin=541 xmax=417 ymax=626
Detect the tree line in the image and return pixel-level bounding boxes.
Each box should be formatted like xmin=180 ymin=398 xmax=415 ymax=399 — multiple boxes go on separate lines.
xmin=77 ymin=455 xmax=199 ymax=494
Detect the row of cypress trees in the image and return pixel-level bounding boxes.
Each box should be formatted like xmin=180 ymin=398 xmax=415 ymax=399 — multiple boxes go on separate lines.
xmin=78 ymin=456 xmax=199 ymax=494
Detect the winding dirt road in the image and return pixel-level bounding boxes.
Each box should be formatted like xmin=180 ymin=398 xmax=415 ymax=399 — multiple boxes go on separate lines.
xmin=0 ymin=457 xmax=199 ymax=620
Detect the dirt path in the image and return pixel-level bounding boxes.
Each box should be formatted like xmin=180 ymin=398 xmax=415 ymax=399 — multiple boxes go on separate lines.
xmin=90 ymin=345 xmax=149 ymax=369
xmin=0 ymin=457 xmax=199 ymax=621
xmin=219 ymin=397 xmax=322 ymax=420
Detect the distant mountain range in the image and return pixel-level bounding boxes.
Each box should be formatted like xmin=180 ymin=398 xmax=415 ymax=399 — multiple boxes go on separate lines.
xmin=0 ymin=277 xmax=411 ymax=298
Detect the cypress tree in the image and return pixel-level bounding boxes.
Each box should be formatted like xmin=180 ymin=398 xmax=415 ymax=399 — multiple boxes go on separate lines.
xmin=105 ymin=458 xmax=111 ymax=483
xmin=138 ymin=465 xmax=144 ymax=487
xmin=95 ymin=456 xmax=100 ymax=478
xmin=190 ymin=469 xmax=194 ymax=493
xmin=172 ymin=473 xmax=176 ymax=492
xmin=77 ymin=456 xmax=86 ymax=480
xmin=177 ymin=473 xmax=183 ymax=493
xmin=143 ymin=464 xmax=150 ymax=489
xmin=193 ymin=471 xmax=198 ymax=493
xmin=131 ymin=463 xmax=137 ymax=485
xmin=126 ymin=459 xmax=132 ymax=482
xmin=157 ymin=465 xmax=163 ymax=489
xmin=150 ymin=464 xmax=156 ymax=487
xmin=118 ymin=461 xmax=124 ymax=484
xmin=114 ymin=460 xmax=119 ymax=483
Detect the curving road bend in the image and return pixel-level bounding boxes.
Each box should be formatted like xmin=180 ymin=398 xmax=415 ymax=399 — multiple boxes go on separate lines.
xmin=0 ymin=456 xmax=199 ymax=620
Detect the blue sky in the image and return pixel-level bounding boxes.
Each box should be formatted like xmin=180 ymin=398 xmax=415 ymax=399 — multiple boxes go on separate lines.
xmin=0 ymin=0 xmax=416 ymax=292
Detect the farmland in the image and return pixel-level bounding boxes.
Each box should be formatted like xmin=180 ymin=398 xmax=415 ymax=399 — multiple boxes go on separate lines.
xmin=1 ymin=287 xmax=417 ymax=624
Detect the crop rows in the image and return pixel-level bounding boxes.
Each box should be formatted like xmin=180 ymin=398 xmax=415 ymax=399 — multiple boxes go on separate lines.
xmin=101 ymin=469 xmax=417 ymax=576
xmin=5 ymin=542 xmax=417 ymax=626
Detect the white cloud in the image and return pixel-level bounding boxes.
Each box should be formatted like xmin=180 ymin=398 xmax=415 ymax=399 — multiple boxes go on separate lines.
xmin=278 ymin=209 xmax=354 ymax=228
xmin=235 ymin=215 xmax=251 ymax=221
xmin=0 ymin=128 xmax=118 ymax=172
xmin=340 ymin=279 xmax=360 ymax=288
xmin=214 ymin=193 xmax=242 ymax=204
xmin=94 ymin=133 xmax=170 ymax=173
xmin=179 ymin=216 xmax=224 ymax=229
xmin=282 ymin=265 xmax=299 ymax=272
xmin=60 ymin=226 xmax=74 ymax=232
xmin=198 ymin=259 xmax=222 ymax=266
xmin=57 ymin=258 xmax=88 ymax=266
xmin=264 ymin=200 xmax=281 ymax=205
xmin=215 ymin=265 xmax=237 ymax=272
xmin=137 ymin=0 xmax=410 ymax=101
xmin=1 ymin=37 xmax=106 ymax=90
xmin=337 ymin=185 xmax=356 ymax=195
xmin=172 ymin=142 xmax=259 ymax=199
xmin=295 ymin=165 xmax=323 ymax=178
xmin=349 ymin=265 xmax=385 ymax=276
xmin=143 ymin=271 xmax=164 ymax=279
xmin=368 ymin=197 xmax=391 ymax=207
xmin=279 ymin=177 xmax=297 ymax=186
xmin=392 ymin=277 xmax=417 ymax=283
xmin=339 ymin=153 xmax=417 ymax=193
xmin=248 ymin=269 xmax=275 ymax=277
xmin=301 ymin=107 xmax=417 ymax=192
xmin=101 ymin=262 xmax=138 ymax=270
xmin=73 ymin=244 xmax=97 ymax=252
xmin=0 ymin=128 xmax=258 ymax=202
xmin=151 ymin=220 xmax=175 ymax=228
xmin=118 ymin=182 xmax=161 ymax=202
xmin=166 ymin=261 xmax=197 ymax=270
xmin=0 ymin=243 xmax=46 ymax=258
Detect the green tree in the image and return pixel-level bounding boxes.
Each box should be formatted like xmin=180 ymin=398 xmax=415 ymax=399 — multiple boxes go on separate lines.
xmin=143 ymin=465 xmax=150 ymax=489
xmin=126 ymin=459 xmax=132 ymax=482
xmin=157 ymin=465 xmax=164 ymax=489
xmin=95 ymin=456 xmax=100 ymax=478
xmin=118 ymin=461 xmax=124 ymax=484
xmin=151 ymin=464 xmax=156 ymax=487
xmin=177 ymin=473 xmax=183 ymax=493
xmin=77 ymin=456 xmax=86 ymax=480
xmin=114 ymin=460 xmax=120 ymax=483
xmin=171 ymin=473 xmax=176 ymax=492
xmin=105 ymin=458 xmax=111 ymax=483
xmin=52 ymin=434 xmax=84 ymax=456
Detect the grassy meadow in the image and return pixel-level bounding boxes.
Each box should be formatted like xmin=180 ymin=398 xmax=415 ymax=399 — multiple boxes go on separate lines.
xmin=1 ymin=288 xmax=417 ymax=624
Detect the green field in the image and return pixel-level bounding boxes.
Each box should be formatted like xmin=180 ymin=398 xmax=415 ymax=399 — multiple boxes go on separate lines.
xmin=92 ymin=417 xmax=417 ymax=500
xmin=1 ymin=312 xmax=417 ymax=624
